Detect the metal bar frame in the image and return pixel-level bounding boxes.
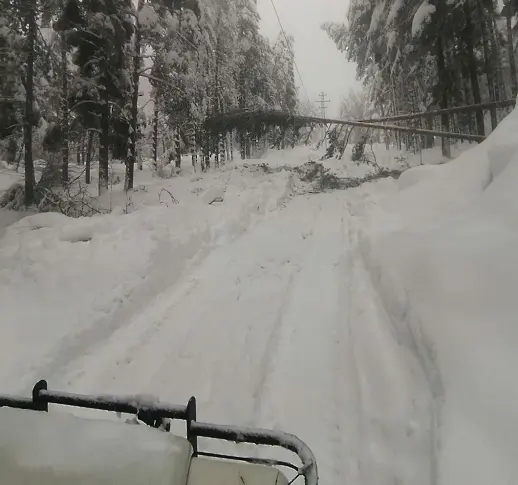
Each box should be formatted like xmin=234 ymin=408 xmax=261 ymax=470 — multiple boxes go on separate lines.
xmin=0 ymin=380 xmax=318 ymax=485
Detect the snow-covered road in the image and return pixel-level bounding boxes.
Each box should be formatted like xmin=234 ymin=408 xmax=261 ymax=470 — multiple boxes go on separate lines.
xmin=3 ymin=120 xmax=518 ymax=484
xmin=38 ymin=191 xmax=433 ymax=485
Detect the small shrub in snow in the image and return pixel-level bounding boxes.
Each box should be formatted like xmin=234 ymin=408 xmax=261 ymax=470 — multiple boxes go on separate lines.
xmin=292 ymin=162 xmax=344 ymax=192
xmin=38 ymin=182 xmax=107 ymax=218
xmin=0 ymin=183 xmax=25 ymax=210
xmin=244 ymin=163 xmax=275 ymax=175
xmin=394 ymin=154 xmax=411 ymax=169
xmin=123 ymin=195 xmax=134 ymax=214
xmin=295 ymin=161 xmax=327 ymax=182
xmin=158 ymin=188 xmax=179 ymax=206
xmin=351 ymin=139 xmax=366 ymax=162
xmin=318 ymin=172 xmax=343 ymax=191
xmin=157 ymin=163 xmax=175 ymax=179
xmin=36 ymin=158 xmax=61 ymax=193
xmin=352 ymin=136 xmax=381 ymax=172
xmin=256 ymin=162 xmax=272 ymax=173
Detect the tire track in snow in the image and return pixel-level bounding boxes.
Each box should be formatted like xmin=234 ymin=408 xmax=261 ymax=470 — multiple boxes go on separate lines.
xmin=250 ymin=200 xmax=321 ymax=424
xmin=61 ymin=198 xmax=316 ymax=413
xmin=49 ymin=185 xmax=435 ymax=485
xmin=61 ymin=273 xmax=205 ymax=391
xmin=24 ymin=172 xmax=296 ymax=394
xmin=249 ymin=194 xmax=350 ymax=485
xmin=31 ymin=234 xmax=212 ymax=393
xmin=343 ymin=199 xmax=368 ymax=484
xmin=251 ymin=265 xmax=301 ymax=422
xmin=331 ymin=199 xmax=364 ymax=485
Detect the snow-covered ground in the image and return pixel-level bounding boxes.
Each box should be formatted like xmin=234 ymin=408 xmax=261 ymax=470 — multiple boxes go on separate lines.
xmin=0 ymin=122 xmax=517 ymax=485
xmin=348 ymin=109 xmax=518 ymax=484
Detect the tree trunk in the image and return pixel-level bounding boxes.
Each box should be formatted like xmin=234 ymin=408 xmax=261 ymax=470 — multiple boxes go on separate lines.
xmin=191 ymin=126 xmax=198 ymax=171
xmin=390 ymin=78 xmax=401 ymax=150
xmin=458 ymin=56 xmax=473 ymax=134
xmin=99 ymin=92 xmax=110 ymax=195
xmin=203 ymin=131 xmax=210 ymax=171
xmin=76 ymin=142 xmax=81 ymax=165
xmin=6 ymin=138 xmax=17 ymax=165
xmin=463 ymin=0 xmax=485 ymax=136
xmin=61 ymin=34 xmax=69 ymax=186
xmin=219 ymin=132 xmax=225 ymax=165
xmin=379 ymin=102 xmax=391 ymax=150
xmin=81 ymin=132 xmax=87 ymax=165
xmin=126 ymin=0 xmax=144 ymax=191
xmin=424 ymin=116 xmax=434 ymax=148
xmin=488 ymin=13 xmax=503 ymax=101
xmin=214 ymin=134 xmax=219 ymax=168
xmin=240 ymin=131 xmax=246 ymax=159
xmin=24 ymin=1 xmax=37 ymax=206
xmin=477 ymin=0 xmax=498 ymax=130
xmin=506 ymin=4 xmax=518 ymax=97
xmin=200 ymin=133 xmax=206 ymax=172
xmin=436 ymin=33 xmax=451 ymax=157
xmin=85 ymin=130 xmax=93 ymax=184
xmin=225 ymin=132 xmax=230 ymax=161
xmin=175 ymin=127 xmax=181 ymax=169
xmin=246 ymin=133 xmax=251 ymax=159
xmin=153 ymin=103 xmax=159 ymax=171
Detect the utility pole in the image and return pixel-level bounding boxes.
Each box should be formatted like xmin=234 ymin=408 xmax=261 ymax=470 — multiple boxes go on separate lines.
xmin=316 ymin=92 xmax=330 ymax=149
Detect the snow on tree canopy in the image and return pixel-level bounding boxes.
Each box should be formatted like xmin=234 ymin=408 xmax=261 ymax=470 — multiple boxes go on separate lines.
xmin=367 ymin=1 xmax=385 ymax=37
xmin=387 ymin=30 xmax=397 ymax=51
xmin=412 ymin=1 xmax=436 ymax=37
xmin=138 ymin=4 xmax=159 ymax=29
xmin=387 ymin=0 xmax=403 ymax=24
xmin=166 ymin=49 xmax=181 ymax=65
xmin=164 ymin=11 xmax=179 ymax=34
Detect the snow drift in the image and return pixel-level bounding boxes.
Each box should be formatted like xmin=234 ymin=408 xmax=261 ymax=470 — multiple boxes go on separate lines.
xmin=355 ymin=101 xmax=518 ymax=484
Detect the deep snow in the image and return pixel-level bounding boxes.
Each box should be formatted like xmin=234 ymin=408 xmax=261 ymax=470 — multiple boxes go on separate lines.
xmin=349 ymin=106 xmax=518 ymax=485
xmin=0 ymin=122 xmax=517 ymax=485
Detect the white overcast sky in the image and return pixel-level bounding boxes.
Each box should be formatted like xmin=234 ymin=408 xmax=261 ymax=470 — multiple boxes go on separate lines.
xmin=257 ymin=0 xmax=360 ymax=118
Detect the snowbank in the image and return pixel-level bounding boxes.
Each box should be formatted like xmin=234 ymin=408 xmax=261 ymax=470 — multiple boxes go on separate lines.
xmin=0 ymin=166 xmax=295 ymax=394
xmin=354 ymin=101 xmax=518 ymax=484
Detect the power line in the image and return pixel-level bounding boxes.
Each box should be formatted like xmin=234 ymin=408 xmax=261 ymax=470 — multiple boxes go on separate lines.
xmin=269 ymin=0 xmax=315 ymax=114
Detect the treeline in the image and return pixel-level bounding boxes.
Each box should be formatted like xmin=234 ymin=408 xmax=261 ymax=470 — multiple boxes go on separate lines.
xmin=323 ymin=0 xmax=518 ymax=155
xmin=0 ymin=0 xmax=298 ymax=205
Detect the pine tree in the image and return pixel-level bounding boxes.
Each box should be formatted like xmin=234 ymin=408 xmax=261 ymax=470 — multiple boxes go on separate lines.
xmin=23 ymin=0 xmax=38 ymax=204
xmin=323 ymin=0 xmax=516 ymax=152
xmin=0 ymin=4 xmax=25 ymax=167
xmin=271 ymin=33 xmax=297 ymax=112
xmin=64 ymin=0 xmax=133 ymax=195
